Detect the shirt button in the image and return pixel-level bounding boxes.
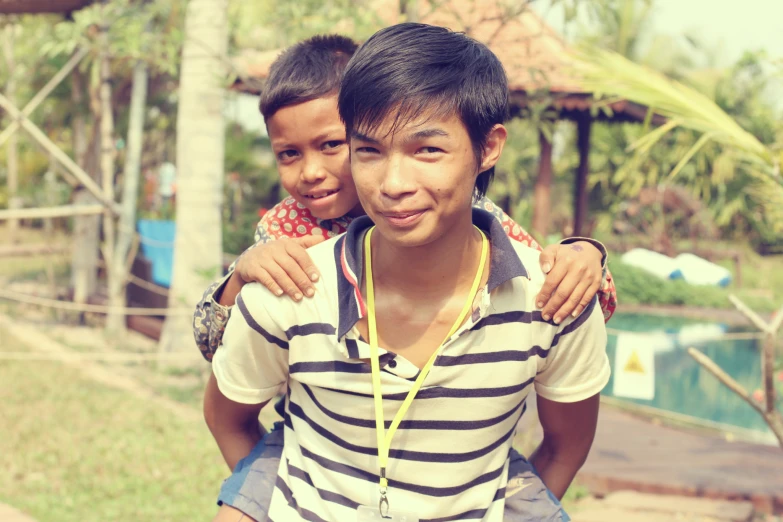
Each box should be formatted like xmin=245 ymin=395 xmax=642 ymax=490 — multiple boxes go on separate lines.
xmin=388 ymin=359 xmax=397 ymax=368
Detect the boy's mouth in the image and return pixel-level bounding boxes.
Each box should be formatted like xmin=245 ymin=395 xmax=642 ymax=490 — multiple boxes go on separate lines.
xmin=303 ymin=189 xmax=339 ymax=200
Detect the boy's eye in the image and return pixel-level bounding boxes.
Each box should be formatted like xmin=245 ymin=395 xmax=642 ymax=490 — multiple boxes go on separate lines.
xmin=355 ymin=146 xmax=380 ymax=154
xmin=417 ymin=146 xmax=444 ymax=155
xmin=322 ymin=140 xmax=345 ymax=151
xmin=277 ymin=150 xmax=299 ymax=161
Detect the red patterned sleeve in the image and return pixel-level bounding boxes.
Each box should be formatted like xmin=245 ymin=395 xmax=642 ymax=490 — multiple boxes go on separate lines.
xmin=476 ymin=196 xmax=617 ymax=323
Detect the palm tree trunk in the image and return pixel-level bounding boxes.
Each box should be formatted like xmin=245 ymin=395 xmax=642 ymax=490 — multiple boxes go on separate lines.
xmin=158 ymin=0 xmax=228 ymax=359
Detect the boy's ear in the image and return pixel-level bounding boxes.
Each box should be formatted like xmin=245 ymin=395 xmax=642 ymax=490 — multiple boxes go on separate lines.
xmin=479 ymin=124 xmax=508 ymax=172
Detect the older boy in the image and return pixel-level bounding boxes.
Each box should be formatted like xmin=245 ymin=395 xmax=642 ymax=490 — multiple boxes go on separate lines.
xmin=193 ymin=37 xmax=617 ymax=364
xmin=205 ymin=23 xmax=609 ymax=522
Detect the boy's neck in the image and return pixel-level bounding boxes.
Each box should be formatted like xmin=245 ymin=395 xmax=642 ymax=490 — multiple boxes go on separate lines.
xmin=369 ymin=211 xmax=482 ymax=295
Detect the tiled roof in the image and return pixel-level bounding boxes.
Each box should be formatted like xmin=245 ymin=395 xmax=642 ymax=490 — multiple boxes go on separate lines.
xmin=0 ymin=0 xmax=93 ymax=14
xmin=231 ymin=0 xmax=655 ymax=122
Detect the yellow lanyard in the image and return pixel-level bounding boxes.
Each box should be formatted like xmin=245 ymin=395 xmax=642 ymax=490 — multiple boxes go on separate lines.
xmin=363 ymin=225 xmax=489 ymax=516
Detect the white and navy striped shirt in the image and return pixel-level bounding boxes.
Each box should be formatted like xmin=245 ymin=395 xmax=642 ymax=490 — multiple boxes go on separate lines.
xmin=213 ymin=209 xmax=610 ymax=522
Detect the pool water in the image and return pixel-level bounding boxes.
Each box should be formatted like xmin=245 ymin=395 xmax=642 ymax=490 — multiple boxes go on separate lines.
xmin=603 ymin=313 xmax=780 ymax=436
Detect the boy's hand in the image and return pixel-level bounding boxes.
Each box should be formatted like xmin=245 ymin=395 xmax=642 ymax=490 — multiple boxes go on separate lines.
xmin=535 ymin=242 xmax=603 ymax=324
xmin=235 ymin=235 xmax=326 ymax=301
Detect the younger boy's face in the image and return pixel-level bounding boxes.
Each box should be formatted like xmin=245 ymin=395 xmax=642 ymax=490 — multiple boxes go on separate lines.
xmin=350 ymin=110 xmax=506 ymax=247
xmin=267 ymin=96 xmax=362 ymax=220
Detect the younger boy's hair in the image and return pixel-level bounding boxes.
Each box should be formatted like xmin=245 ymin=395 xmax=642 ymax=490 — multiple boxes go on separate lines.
xmin=260 ymin=34 xmax=358 ymax=120
xmin=338 ymin=23 xmax=509 ymax=198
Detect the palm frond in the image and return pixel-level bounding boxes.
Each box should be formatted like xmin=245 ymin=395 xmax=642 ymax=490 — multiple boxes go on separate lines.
xmin=571 ymin=46 xmax=780 ymax=185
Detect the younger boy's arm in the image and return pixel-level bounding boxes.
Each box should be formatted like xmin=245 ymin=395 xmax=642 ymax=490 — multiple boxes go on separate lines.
xmin=193 ymin=217 xmax=272 ymax=362
xmin=193 ymin=211 xmax=322 ymax=362
xmin=205 ymin=283 xmax=291 ymax=470
xmin=530 ymin=297 xmax=610 ymax=498
xmin=474 ymin=196 xmax=617 ymax=323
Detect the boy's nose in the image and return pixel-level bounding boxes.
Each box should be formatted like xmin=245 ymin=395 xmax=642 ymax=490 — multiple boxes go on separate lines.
xmin=301 ymin=157 xmax=327 ymax=183
xmin=379 ymin=155 xmax=415 ymax=199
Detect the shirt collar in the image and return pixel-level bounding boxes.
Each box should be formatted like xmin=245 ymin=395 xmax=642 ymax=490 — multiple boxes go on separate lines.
xmin=334 ymin=208 xmax=529 ymax=340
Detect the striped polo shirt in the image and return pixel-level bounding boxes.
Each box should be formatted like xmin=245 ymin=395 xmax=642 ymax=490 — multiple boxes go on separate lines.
xmin=212 ymin=209 xmax=610 ymax=522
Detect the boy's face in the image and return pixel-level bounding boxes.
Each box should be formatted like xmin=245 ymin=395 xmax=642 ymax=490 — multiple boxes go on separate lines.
xmin=350 ymin=110 xmax=506 ymax=247
xmin=267 ymin=96 xmax=362 ymax=219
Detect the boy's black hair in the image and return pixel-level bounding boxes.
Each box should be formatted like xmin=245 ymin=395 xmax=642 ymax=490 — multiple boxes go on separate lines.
xmin=338 ymin=23 xmax=509 ymax=198
xmin=260 ymin=34 xmax=358 ymax=120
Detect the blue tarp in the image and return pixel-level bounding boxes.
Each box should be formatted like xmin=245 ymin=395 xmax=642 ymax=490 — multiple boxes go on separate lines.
xmin=137 ymin=219 xmax=175 ymax=288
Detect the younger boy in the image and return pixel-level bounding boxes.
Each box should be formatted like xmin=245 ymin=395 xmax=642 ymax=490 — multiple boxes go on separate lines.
xmin=205 ymin=23 xmax=609 ymax=522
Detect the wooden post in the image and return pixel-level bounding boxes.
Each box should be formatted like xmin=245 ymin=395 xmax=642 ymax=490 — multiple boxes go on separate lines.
xmin=3 ymin=22 xmax=19 ymax=241
xmin=532 ymin=129 xmax=553 ymax=238
xmin=573 ymin=115 xmax=592 ymax=237
xmin=71 ymin=189 xmax=100 ymax=314
xmin=108 ymin=59 xmax=148 ymax=332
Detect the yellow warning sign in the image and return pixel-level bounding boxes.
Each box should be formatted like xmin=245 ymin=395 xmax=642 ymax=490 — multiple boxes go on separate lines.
xmin=623 ymin=350 xmax=646 ymax=374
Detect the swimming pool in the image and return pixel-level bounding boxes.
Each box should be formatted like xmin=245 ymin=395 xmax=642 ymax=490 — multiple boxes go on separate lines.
xmin=603 ymin=312 xmax=780 ymax=438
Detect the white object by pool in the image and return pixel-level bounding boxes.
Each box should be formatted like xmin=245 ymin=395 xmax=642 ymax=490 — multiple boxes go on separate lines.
xmin=674 ymin=253 xmax=732 ymax=287
xmin=620 ymin=248 xmax=683 ymax=280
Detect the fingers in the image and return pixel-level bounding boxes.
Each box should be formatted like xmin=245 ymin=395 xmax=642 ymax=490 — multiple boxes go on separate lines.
xmin=552 ymin=278 xmax=593 ymax=324
xmin=258 ymin=259 xmax=305 ymax=301
xmin=538 ymin=244 xmax=558 ymax=274
xmin=537 ymin=261 xmax=575 ymax=323
xmin=251 ymin=266 xmax=285 ymax=297
xmin=294 ymin=234 xmax=327 ymax=249
xmin=538 ymin=255 xmax=602 ymax=323
xmin=238 ymin=238 xmax=320 ymax=301
xmin=535 ymin=257 xmax=568 ymax=320
xmin=288 ymin=238 xmax=322 ymax=284
xmin=566 ymin=278 xmax=602 ymax=320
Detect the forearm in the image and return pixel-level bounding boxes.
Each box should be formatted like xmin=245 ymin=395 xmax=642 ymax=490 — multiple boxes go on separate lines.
xmin=193 ymin=280 xmax=234 ymax=362
xmin=529 ymin=437 xmax=588 ymax=499
xmin=216 ymin=270 xmax=246 ymax=307
xmin=204 ymin=373 xmax=267 ymax=471
xmin=211 ymin=419 xmax=265 ymax=471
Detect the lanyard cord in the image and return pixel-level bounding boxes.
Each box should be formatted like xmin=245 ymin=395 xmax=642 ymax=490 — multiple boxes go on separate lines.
xmin=364 ymin=225 xmax=489 ymax=512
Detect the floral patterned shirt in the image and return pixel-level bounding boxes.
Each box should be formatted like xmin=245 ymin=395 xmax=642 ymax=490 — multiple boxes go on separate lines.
xmin=193 ymin=196 xmax=617 ymax=362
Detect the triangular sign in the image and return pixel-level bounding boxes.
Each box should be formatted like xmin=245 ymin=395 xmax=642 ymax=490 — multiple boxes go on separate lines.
xmin=623 ymin=350 xmax=646 ymax=374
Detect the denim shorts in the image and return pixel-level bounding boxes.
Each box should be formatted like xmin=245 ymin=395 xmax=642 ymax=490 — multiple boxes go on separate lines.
xmin=218 ymin=424 xmax=569 ymax=522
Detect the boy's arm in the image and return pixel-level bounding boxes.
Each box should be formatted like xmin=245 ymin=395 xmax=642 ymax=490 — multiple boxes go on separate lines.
xmin=205 ymin=283 xmax=290 ymax=470
xmin=530 ymin=297 xmax=610 ymax=498
xmin=193 ymin=216 xmax=272 ymax=362
xmin=193 ymin=210 xmax=324 ymax=362
xmin=204 ymin=372 xmax=269 ymax=470
xmin=529 ymin=393 xmax=600 ymax=499
xmin=474 ymin=196 xmax=617 ymax=323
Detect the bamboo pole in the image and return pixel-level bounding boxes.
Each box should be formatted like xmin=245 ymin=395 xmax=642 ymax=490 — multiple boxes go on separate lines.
xmin=0 ymin=204 xmax=104 ymax=220
xmin=688 ymin=295 xmax=783 ymax=448
xmin=0 ymin=47 xmax=89 ymax=148
xmin=3 ymin=22 xmax=19 ymax=240
xmin=0 ymin=93 xmax=118 ymax=213
xmin=0 ymin=243 xmax=69 ymax=256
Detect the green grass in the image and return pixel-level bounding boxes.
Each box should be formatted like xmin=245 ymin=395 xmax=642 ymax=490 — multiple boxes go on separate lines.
xmin=0 ymin=329 xmax=227 ymax=522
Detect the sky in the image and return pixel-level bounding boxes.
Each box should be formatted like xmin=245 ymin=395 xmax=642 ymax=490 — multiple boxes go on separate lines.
xmin=533 ymin=0 xmax=783 ymax=109
xmin=535 ymin=0 xmax=783 ymax=65
xmin=649 ymin=0 xmax=783 ymax=65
